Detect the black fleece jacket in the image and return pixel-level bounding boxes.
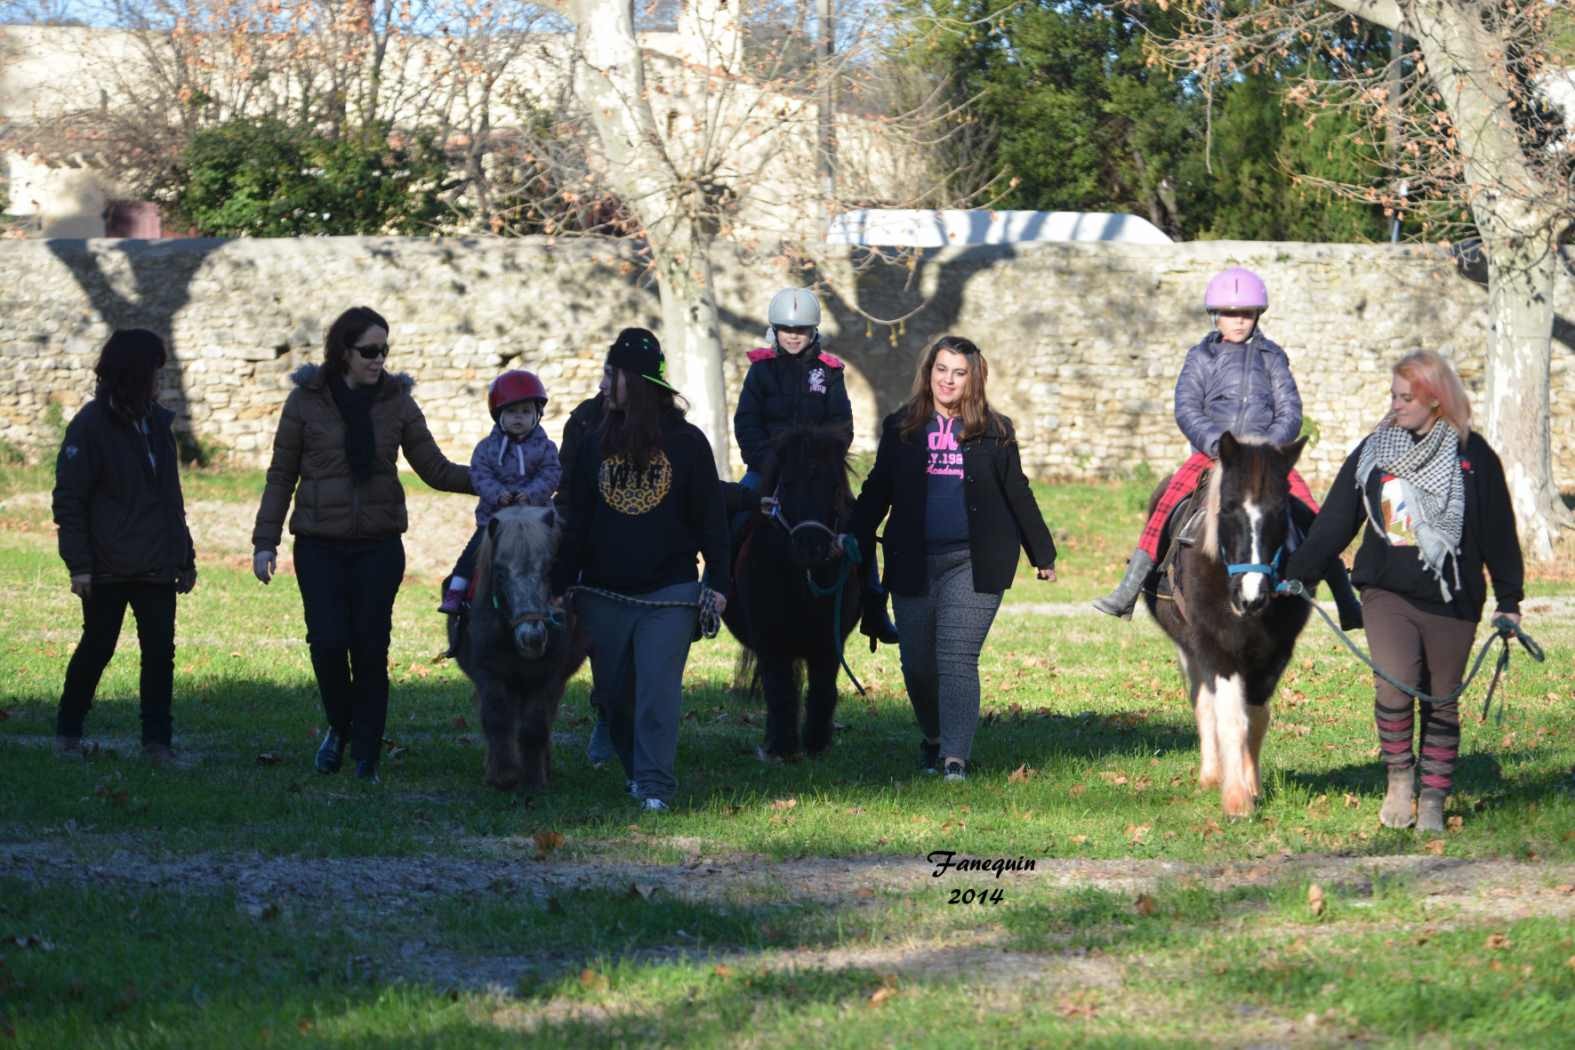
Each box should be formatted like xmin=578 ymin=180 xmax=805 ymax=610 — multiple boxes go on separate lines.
xmin=551 ymin=412 xmax=729 ymax=597
xmin=53 ymin=397 xmax=195 ymax=582
xmin=1283 ymin=430 xmax=1523 ymax=622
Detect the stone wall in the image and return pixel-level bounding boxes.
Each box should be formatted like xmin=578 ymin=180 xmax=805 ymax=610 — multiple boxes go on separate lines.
xmin=1 ymin=236 xmax=1571 ymax=494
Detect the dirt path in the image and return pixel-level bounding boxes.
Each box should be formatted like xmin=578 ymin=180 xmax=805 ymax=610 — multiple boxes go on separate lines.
xmin=5 ymin=837 xmax=1572 ymax=924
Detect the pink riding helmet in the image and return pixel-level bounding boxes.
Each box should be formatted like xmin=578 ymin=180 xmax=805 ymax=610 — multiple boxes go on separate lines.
xmin=1203 ymin=267 xmax=1268 ymax=312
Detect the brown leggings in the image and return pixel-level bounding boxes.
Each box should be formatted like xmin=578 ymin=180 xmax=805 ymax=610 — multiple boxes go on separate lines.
xmin=1362 ymin=588 xmax=1477 ymax=794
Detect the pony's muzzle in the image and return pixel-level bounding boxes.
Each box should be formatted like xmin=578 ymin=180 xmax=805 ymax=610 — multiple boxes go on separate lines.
xmin=514 ymin=620 xmax=548 ymax=659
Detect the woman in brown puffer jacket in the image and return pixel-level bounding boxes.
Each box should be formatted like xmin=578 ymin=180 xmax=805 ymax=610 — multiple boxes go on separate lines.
xmin=251 ymin=306 xmax=473 ymax=782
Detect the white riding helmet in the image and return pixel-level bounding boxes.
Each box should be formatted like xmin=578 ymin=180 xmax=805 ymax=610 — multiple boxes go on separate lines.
xmin=767 ymin=287 xmax=822 ymax=328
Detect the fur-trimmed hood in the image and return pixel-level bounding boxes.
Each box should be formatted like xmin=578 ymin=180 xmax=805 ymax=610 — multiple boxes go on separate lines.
xmin=290 ymin=362 xmax=415 ymax=398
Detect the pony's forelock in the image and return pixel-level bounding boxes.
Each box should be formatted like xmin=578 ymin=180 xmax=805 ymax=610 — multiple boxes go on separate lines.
xmin=1201 ymin=436 xmax=1274 ymax=560
xmin=472 ymin=506 xmax=559 ymax=610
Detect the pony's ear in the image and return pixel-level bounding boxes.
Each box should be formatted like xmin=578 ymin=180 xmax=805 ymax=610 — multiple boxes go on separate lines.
xmin=1217 ymin=431 xmax=1240 ymax=463
xmin=1280 ymin=435 xmax=1308 ymax=470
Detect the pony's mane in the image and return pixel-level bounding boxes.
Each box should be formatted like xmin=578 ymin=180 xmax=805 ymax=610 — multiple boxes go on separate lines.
xmin=1200 ymin=436 xmax=1273 ymax=561
xmin=472 ymin=506 xmax=558 ymax=610
xmin=770 ymin=424 xmax=855 ymax=515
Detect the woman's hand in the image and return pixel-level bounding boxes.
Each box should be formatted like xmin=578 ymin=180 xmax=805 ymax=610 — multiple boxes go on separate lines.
xmin=1499 ymin=611 xmax=1522 ymax=627
xmin=1036 ymin=566 xmax=1057 ymax=582
xmin=69 ymin=574 xmax=91 ymax=599
xmin=176 ymin=567 xmax=198 ymax=594
xmin=253 ymin=550 xmax=276 ymax=585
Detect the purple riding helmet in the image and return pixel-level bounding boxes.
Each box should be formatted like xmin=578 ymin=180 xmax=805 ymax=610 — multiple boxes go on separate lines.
xmin=1203 ymin=267 xmax=1268 ymax=313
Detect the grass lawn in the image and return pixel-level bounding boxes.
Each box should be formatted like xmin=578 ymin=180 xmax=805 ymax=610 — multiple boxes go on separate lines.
xmin=1 ymin=467 xmax=1572 ymax=1047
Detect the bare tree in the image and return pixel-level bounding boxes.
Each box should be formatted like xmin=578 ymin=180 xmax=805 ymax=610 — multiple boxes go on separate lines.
xmin=1137 ymin=0 xmax=1573 ymax=558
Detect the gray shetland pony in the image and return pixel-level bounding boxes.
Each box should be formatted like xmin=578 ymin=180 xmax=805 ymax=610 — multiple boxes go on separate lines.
xmin=1142 ymin=433 xmax=1313 ymax=818
xmin=453 ymin=505 xmax=586 ymax=791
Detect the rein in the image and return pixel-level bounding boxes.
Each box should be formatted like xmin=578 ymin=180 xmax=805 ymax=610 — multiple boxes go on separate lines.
xmin=761 ymin=496 xmax=867 ymax=697
xmin=1277 ymin=579 xmax=1545 ymax=721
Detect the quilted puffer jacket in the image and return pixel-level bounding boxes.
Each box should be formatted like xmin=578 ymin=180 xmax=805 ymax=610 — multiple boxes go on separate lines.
xmin=1173 ymin=329 xmax=1302 ymax=456
xmin=252 ymin=364 xmax=472 ymax=550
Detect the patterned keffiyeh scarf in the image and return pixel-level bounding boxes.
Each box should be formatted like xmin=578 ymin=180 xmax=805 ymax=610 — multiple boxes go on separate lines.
xmin=1355 ymin=421 xmax=1465 ymax=600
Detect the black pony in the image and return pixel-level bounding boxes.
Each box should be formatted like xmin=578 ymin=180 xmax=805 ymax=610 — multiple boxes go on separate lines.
xmin=453 ymin=505 xmax=587 ymax=791
xmin=723 ymin=425 xmax=862 ymax=761
xmin=1143 ymin=433 xmax=1313 ymax=817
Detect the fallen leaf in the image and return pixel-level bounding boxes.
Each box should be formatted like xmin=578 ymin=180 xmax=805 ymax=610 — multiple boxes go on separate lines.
xmin=1553 ymin=884 xmax=1574 ymax=895
xmin=1069 ymin=834 xmax=1088 ymax=846
xmin=1124 ymin=823 xmax=1152 ymax=844
xmin=255 ymin=752 xmax=283 ymax=766
xmin=1057 ymin=994 xmax=1099 ymax=1019
xmin=1099 ymin=770 xmax=1129 ymax=786
xmin=713 ymin=964 xmax=734 ymax=979
xmin=1485 ymin=932 xmax=1511 ymax=951
xmin=1068 ymin=783 xmax=1087 ymax=797
xmin=1307 ymin=884 xmax=1326 ymax=917
xmin=1447 ymin=815 xmax=1464 ymax=832
xmin=545 ymin=896 xmax=564 ymax=914
xmin=533 ymin=831 xmax=565 ymax=858
xmin=1133 ymin=894 xmax=1157 ymax=916
xmin=769 ymin=798 xmax=798 ymax=811
xmin=868 ymin=986 xmax=895 ymax=1006
xmin=297 ymin=1019 xmax=314 ymax=1035
xmin=1423 ymin=839 xmax=1446 ymax=855
xmin=1200 ymin=819 xmax=1223 ymax=839
xmin=1007 ymin=764 xmax=1034 ymax=784
xmin=1343 ymin=793 xmax=1361 ymax=808
xmin=451 ymin=716 xmax=468 ymax=729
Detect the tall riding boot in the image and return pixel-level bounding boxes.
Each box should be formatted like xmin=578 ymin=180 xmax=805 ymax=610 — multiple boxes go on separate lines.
xmin=860 ymin=585 xmax=900 ymax=648
xmin=1093 ymin=550 xmax=1156 ymax=620
xmin=1324 ymin=561 xmax=1363 ymax=631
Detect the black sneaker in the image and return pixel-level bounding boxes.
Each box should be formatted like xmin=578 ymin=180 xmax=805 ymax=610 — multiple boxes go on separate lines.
xmin=919 ymin=740 xmax=940 ymax=775
xmin=315 ymin=729 xmax=347 ymax=775
xmin=355 ymin=759 xmax=381 ymax=784
xmin=942 ymin=759 xmax=967 ymax=782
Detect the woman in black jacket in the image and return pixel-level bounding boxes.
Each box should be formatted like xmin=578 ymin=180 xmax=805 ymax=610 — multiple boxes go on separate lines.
xmin=1282 ymin=350 xmax=1523 ymax=834
xmin=848 ymin=335 xmax=1057 ymax=781
xmin=552 ymin=329 xmax=730 ymax=811
xmin=52 ymin=330 xmax=197 ymax=763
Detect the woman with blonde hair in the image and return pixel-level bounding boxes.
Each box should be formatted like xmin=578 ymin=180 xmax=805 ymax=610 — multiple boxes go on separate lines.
xmin=846 ymin=335 xmax=1057 ymax=781
xmin=1282 ymin=350 xmax=1523 ymax=832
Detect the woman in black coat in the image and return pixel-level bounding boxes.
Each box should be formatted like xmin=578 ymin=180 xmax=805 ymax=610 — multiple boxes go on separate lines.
xmin=52 ymin=330 xmax=197 ymax=763
xmin=848 ymin=335 xmax=1057 ymax=781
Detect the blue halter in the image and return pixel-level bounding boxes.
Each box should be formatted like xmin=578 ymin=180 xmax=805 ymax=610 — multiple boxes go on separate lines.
xmin=1225 ymin=546 xmax=1283 ymax=585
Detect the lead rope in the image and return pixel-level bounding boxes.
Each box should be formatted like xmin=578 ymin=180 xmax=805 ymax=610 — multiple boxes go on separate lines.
xmin=1277 ymin=580 xmax=1544 ymax=721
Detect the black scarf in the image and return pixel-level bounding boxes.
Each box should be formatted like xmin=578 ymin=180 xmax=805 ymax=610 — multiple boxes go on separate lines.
xmin=329 ymin=373 xmax=379 ymax=484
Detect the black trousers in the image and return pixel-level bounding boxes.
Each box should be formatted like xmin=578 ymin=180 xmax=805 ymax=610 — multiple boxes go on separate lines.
xmin=294 ymin=536 xmax=405 ymax=766
xmin=57 ymin=581 xmax=177 ymax=745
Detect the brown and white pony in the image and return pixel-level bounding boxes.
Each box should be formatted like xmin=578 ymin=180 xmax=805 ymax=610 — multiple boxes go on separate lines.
xmin=454 ymin=505 xmax=586 ymax=791
xmin=1143 ymin=433 xmax=1313 ymax=817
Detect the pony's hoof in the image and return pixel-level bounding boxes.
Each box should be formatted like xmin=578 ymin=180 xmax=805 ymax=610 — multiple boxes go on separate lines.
xmin=754 ymin=746 xmax=782 ymax=765
xmin=1197 ymin=770 xmax=1222 ymax=790
xmin=1221 ymin=787 xmax=1256 ymax=819
xmin=485 ymin=767 xmax=523 ymax=792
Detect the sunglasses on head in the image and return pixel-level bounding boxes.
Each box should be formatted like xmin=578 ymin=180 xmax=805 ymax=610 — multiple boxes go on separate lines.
xmin=353 ymin=343 xmax=389 ymax=360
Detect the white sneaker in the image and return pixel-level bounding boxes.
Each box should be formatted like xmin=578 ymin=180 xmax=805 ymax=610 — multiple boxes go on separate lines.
xmin=942 ymin=759 xmax=967 ymax=782
xmin=641 ymin=797 xmax=669 ymax=812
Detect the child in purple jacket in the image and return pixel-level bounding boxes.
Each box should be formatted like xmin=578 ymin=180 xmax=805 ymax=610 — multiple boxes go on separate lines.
xmin=438 ymin=370 xmax=562 ymax=613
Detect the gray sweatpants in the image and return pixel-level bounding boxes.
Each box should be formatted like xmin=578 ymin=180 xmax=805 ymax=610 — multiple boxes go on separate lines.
xmin=576 ymin=581 xmax=699 ymax=804
xmin=891 ymin=549 xmax=1003 ymax=764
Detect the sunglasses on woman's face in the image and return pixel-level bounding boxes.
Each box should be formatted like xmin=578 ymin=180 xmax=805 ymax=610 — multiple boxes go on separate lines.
xmin=353 ymin=343 xmax=389 ymax=360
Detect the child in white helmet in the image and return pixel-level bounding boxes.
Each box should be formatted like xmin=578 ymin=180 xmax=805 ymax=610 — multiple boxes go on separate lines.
xmin=732 ymin=287 xmax=898 ymax=644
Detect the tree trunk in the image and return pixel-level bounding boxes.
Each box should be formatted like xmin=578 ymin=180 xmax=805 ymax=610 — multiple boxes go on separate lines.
xmin=656 ymin=245 xmax=732 ymax=475
xmin=1480 ymin=231 xmax=1569 ymax=559
xmin=568 ymin=0 xmax=733 ymax=474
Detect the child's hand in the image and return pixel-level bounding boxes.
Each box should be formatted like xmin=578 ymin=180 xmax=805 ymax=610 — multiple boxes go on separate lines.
xmin=498 ymin=492 xmax=516 ymax=507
